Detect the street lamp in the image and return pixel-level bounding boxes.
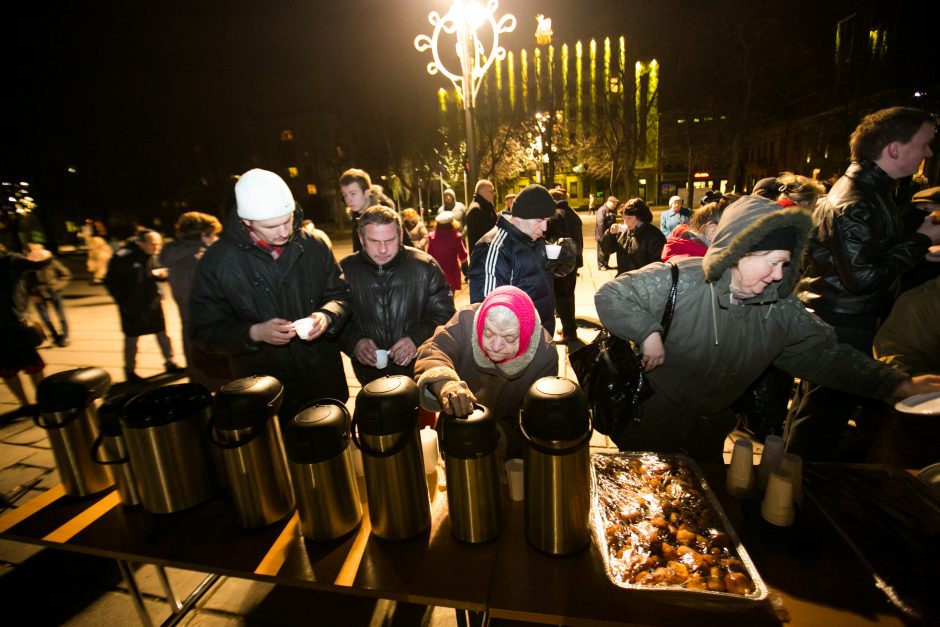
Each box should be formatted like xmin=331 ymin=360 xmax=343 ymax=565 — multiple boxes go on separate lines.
xmin=415 ymin=0 xmax=516 ymax=188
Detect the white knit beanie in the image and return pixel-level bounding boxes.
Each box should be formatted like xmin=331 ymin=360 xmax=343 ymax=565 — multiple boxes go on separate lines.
xmin=235 ymin=169 xmax=295 ymax=220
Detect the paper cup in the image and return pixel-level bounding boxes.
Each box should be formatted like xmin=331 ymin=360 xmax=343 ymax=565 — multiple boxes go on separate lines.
xmin=374 ymin=349 xmax=388 ymax=369
xmin=292 ymin=317 xmax=314 ymax=340
xmin=757 ymin=435 xmax=785 ymax=490
xmin=726 ymin=438 xmax=754 ymax=498
xmin=545 ymin=244 xmax=562 ymax=259
xmin=761 ymin=467 xmax=795 ymax=527
xmin=505 ymin=458 xmax=524 ymax=501
xmin=420 ymin=426 xmax=440 ymax=474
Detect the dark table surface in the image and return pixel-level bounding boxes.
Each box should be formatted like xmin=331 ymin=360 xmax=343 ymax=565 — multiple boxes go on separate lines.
xmin=0 ymin=459 xmax=923 ymax=625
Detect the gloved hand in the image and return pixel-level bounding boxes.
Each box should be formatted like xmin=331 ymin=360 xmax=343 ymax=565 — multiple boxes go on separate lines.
xmin=437 ymin=380 xmax=477 ymax=416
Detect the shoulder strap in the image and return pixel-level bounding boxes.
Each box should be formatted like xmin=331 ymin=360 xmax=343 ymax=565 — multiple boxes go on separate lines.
xmin=659 ymin=262 xmax=680 ymax=340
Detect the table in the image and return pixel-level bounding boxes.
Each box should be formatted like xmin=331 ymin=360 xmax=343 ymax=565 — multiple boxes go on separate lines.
xmin=0 ymin=461 xmax=921 ymax=626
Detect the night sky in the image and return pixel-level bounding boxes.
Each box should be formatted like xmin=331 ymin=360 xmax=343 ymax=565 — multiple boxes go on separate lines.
xmin=2 ymin=0 xmax=934 ymax=225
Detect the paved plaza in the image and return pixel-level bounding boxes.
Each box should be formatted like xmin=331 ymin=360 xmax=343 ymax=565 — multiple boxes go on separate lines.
xmin=0 ymin=211 xmax=624 ymax=626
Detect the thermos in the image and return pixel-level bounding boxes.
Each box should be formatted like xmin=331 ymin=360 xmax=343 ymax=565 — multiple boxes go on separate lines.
xmin=284 ymin=400 xmax=362 ymax=540
xmin=121 ymin=383 xmax=216 ymax=514
xmin=440 ymin=404 xmax=502 ymax=543
xmin=352 ymin=376 xmax=431 ymax=540
xmin=210 ymin=376 xmax=295 ymax=528
xmin=520 ymin=377 xmax=592 ymax=555
xmin=35 ymin=368 xmax=113 ymax=497
xmin=90 ymin=393 xmax=141 ymax=506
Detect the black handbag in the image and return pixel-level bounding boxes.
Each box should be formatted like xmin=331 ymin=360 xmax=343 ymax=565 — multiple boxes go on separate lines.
xmin=569 ymin=263 xmax=679 ymax=436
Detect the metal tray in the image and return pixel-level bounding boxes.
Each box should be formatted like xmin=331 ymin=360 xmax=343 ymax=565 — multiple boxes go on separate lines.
xmin=591 ymin=452 xmax=768 ymax=602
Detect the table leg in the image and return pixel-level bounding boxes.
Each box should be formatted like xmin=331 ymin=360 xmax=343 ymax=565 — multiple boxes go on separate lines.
xmin=160 ymin=571 xmax=220 ymax=627
xmin=117 ymin=559 xmax=153 ymax=627
xmin=116 ymin=559 xmax=220 ymax=627
xmin=154 ymin=565 xmax=182 ymax=612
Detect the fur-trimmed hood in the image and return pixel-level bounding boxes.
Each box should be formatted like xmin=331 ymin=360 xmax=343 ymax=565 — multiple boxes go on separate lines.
xmin=702 ymin=195 xmax=812 ymax=298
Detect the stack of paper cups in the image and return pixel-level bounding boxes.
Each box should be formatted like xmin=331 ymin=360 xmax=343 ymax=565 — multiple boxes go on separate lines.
xmin=420 ymin=426 xmax=440 ymax=474
xmin=756 ymin=435 xmax=785 ymax=491
xmin=779 ymin=453 xmax=803 ymax=506
xmin=726 ymin=438 xmax=755 ymax=498
xmin=761 ymin=467 xmax=796 ymax=526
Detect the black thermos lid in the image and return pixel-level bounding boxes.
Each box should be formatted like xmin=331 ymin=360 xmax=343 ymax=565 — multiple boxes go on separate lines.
xmin=212 ymin=376 xmax=284 ymax=430
xmin=284 ymin=400 xmax=351 ymax=464
xmin=37 ymin=367 xmax=111 ymax=412
xmin=441 ymin=404 xmax=497 ymax=459
xmin=121 ymin=383 xmax=212 ymax=429
xmin=520 ymin=377 xmax=590 ymax=441
xmin=353 ymin=376 xmax=419 ymax=436
xmin=97 ymin=392 xmax=134 ymax=437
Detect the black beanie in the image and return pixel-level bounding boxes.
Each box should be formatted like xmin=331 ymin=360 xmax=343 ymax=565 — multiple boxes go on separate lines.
xmin=510 ymin=184 xmax=556 ymax=219
xmin=748 ymin=226 xmax=796 ymax=253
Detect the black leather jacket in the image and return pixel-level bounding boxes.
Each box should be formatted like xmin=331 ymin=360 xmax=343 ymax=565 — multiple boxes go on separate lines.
xmin=339 ymin=246 xmax=455 ymax=384
xmin=797 ymin=161 xmax=931 ymax=318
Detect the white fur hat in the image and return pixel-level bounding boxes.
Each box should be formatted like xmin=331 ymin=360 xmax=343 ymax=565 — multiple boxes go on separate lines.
xmin=235 ymin=169 xmax=295 ymax=220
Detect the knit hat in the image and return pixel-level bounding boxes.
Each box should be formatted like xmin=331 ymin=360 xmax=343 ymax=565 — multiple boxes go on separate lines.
xmin=235 ymin=169 xmax=295 ymax=220
xmin=912 ymin=186 xmax=940 ymax=206
xmin=510 ymin=184 xmax=556 ymax=219
xmin=435 ymin=211 xmax=455 ymax=224
xmin=747 ymin=227 xmax=797 ymax=253
xmin=475 ymin=286 xmax=537 ymax=362
xmin=669 ymin=195 xmax=682 ymax=205
xmin=751 ymin=177 xmax=779 ymax=200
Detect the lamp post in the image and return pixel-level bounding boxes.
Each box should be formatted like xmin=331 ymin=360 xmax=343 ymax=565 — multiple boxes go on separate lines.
xmin=415 ymin=0 xmax=516 ymax=188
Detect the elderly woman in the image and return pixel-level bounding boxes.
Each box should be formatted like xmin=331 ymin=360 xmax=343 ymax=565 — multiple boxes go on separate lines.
xmin=415 ymin=285 xmax=558 ymax=457
xmin=601 ymin=198 xmax=666 ymax=276
xmin=595 ymin=195 xmax=940 ymax=462
xmin=427 ymin=211 xmax=468 ymax=292
xmin=659 ymin=195 xmax=691 ymax=237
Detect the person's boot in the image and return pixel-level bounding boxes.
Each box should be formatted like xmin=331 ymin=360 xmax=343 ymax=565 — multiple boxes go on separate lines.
xmin=125 ymin=371 xmax=145 ymax=384
xmin=164 ymin=362 xmax=185 ymax=374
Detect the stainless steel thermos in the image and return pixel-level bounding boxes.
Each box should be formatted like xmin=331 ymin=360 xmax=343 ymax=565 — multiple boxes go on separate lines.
xmin=352 ymin=376 xmax=431 ymax=540
xmin=520 ymin=377 xmax=592 ymax=555
xmin=90 ymin=393 xmax=140 ymax=506
xmin=441 ymin=404 xmax=502 ymax=543
xmin=35 ymin=368 xmax=113 ymax=497
xmin=284 ymin=400 xmax=362 ymax=540
xmin=210 ymin=376 xmax=295 ymax=528
xmin=120 ymin=383 xmax=216 ymax=514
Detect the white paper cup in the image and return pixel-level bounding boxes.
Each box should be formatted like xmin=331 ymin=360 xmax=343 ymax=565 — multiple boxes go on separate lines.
xmin=726 ymin=438 xmax=754 ymax=498
xmin=761 ymin=467 xmax=795 ymax=527
xmin=505 ymin=458 xmax=524 ymax=501
xmin=292 ymin=317 xmax=314 ymax=340
xmin=757 ymin=435 xmax=785 ymax=490
xmin=545 ymin=244 xmax=562 ymax=259
xmin=779 ymin=452 xmax=803 ymax=506
xmin=374 ymin=349 xmax=388 ymax=369
xmin=420 ymin=426 xmax=440 ymax=474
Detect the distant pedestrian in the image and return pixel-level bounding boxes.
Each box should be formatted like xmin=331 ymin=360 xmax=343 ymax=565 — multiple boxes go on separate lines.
xmin=301 ymin=219 xmax=333 ymax=250
xmin=25 ymin=242 xmax=71 ymax=347
xmin=659 ymin=195 xmax=691 ymax=237
xmin=402 ymin=208 xmax=429 ymax=251
xmin=104 ymin=229 xmax=182 ymax=383
xmin=161 ymin=212 xmax=231 ymax=391
xmin=594 ymin=195 xmax=618 ymax=270
xmin=2 ymin=244 xmax=51 ymax=408
xmin=85 ymin=235 xmax=113 ymax=284
xmin=427 ymin=211 xmax=468 ymax=292
xmin=601 ymin=198 xmax=666 ymax=276
xmin=465 ymin=179 xmax=498 ymax=253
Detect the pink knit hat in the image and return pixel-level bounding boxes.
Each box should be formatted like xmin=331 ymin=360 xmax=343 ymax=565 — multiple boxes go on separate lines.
xmin=476 ymin=286 xmax=537 ymax=361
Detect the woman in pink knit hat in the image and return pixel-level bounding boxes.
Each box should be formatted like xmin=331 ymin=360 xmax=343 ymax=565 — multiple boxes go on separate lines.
xmin=415 ymin=285 xmax=558 ymax=457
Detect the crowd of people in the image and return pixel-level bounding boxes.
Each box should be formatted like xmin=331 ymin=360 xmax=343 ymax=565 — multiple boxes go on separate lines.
xmin=3 ymin=105 xmax=939 ymax=469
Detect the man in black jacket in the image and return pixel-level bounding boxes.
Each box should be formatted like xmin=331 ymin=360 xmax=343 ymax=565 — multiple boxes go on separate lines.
xmin=339 ymin=206 xmax=455 ymax=385
xmin=791 ymin=107 xmax=940 ymax=461
xmin=190 ymin=168 xmax=351 ymax=420
xmin=105 ymin=230 xmax=181 ymax=383
xmin=465 ymin=179 xmax=497 ymax=253
xmin=546 ymin=186 xmax=583 ymax=344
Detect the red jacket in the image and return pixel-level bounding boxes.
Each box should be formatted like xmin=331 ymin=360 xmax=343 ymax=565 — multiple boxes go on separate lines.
xmin=661 ymin=224 xmax=708 ymax=261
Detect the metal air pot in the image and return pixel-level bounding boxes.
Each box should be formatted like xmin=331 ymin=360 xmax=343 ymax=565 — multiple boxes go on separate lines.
xmin=90 ymin=393 xmax=140 ymax=506
xmin=120 ymin=383 xmax=215 ymax=514
xmin=284 ymin=400 xmax=362 ymax=540
xmin=441 ymin=404 xmax=502 ymax=543
xmin=210 ymin=376 xmax=295 ymax=528
xmin=35 ymin=368 xmax=113 ymax=497
xmin=352 ymin=376 xmax=431 ymax=540
xmin=520 ymin=377 xmax=592 ymax=555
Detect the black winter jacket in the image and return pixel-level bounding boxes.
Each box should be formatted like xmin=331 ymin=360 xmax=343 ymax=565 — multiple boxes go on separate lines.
xmin=601 ymin=221 xmax=666 ymax=276
xmin=104 ymin=244 xmax=167 ymax=337
xmin=339 ymin=246 xmax=455 ymax=384
xmin=465 ymin=194 xmax=497 ymax=251
xmin=468 ymin=214 xmax=556 ymax=333
xmin=190 ymin=208 xmax=351 ymax=417
xmin=546 ymin=199 xmax=584 ymax=268
xmin=797 ymin=161 xmax=931 ymax=318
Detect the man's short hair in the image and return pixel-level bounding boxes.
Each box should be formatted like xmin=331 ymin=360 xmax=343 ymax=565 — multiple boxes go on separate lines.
xmin=175 ymin=211 xmax=222 ymax=240
xmin=850 ymin=107 xmax=936 ymax=162
xmin=339 ymin=168 xmax=372 ymax=193
xmin=475 ymin=179 xmax=494 ymax=193
xmin=357 ymin=205 xmax=402 ymax=233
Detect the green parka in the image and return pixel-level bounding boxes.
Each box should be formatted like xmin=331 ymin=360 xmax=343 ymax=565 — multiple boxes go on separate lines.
xmin=594 ymin=196 xmax=908 ymax=460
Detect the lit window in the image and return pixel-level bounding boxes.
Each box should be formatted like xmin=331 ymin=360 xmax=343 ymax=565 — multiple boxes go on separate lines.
xmin=287 ymin=167 xmax=299 ymax=178
xmin=281 ymin=130 xmax=293 ymax=141
xmin=306 ymin=184 xmax=318 ymax=195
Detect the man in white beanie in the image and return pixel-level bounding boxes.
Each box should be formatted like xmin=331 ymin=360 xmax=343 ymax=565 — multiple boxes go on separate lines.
xmin=190 ymin=168 xmax=351 ymax=420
